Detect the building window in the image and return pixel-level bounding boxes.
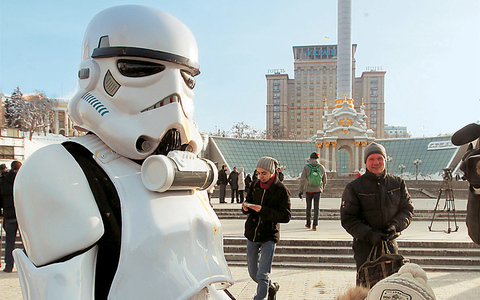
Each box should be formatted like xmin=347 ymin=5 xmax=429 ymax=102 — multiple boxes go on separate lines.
xmin=273 ymin=93 xmax=280 ymax=98
xmin=273 ymin=106 xmax=279 ymax=111
xmin=0 ymin=146 xmax=14 ymax=159
xmin=273 ymin=112 xmax=280 ymax=118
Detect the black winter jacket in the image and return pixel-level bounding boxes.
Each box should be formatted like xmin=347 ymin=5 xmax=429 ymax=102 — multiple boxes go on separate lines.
xmin=243 ymin=174 xmax=291 ymax=243
xmin=340 ymin=169 xmax=414 ymax=242
xmin=228 ymin=171 xmax=239 ymax=189
xmin=0 ymin=170 xmax=18 ymax=219
xmin=217 ymin=169 xmax=228 ymax=185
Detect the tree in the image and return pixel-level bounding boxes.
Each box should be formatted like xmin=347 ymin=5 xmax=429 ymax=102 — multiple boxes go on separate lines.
xmin=230 ymin=122 xmax=265 ymax=139
xmin=4 ymin=87 xmax=55 ymax=140
xmin=4 ymin=87 xmax=28 ymax=130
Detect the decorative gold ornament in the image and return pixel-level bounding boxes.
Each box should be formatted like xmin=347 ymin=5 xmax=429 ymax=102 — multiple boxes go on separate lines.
xmin=338 ymin=117 xmax=353 ymax=127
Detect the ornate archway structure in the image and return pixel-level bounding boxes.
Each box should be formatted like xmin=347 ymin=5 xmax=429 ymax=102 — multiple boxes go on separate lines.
xmin=316 ymin=97 xmax=375 ymax=176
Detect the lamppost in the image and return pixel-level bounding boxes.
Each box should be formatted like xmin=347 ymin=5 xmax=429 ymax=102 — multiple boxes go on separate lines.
xmin=398 ymin=164 xmax=405 ymax=178
xmin=413 ymin=159 xmax=422 ymax=180
xmin=386 ymin=156 xmax=393 ymax=172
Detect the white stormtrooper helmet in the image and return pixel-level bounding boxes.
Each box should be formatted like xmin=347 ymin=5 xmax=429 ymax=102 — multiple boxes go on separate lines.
xmin=68 ymin=5 xmax=203 ymax=159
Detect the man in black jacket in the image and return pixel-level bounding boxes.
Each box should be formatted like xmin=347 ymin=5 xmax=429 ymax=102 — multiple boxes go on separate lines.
xmin=228 ymin=167 xmax=239 ymax=203
xmin=217 ymin=165 xmax=228 ymax=203
xmin=340 ymin=142 xmax=414 ymax=282
xmin=0 ymin=160 xmax=22 ymax=273
xmin=242 ymin=156 xmax=291 ymax=300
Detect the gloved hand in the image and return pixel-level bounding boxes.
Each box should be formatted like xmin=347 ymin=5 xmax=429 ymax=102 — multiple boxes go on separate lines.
xmin=298 ymin=192 xmax=303 ymax=199
xmin=385 ymin=224 xmax=397 ymax=240
xmin=367 ymin=230 xmax=386 ymax=246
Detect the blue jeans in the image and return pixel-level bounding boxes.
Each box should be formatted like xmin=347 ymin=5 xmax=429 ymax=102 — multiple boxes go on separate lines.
xmin=305 ymin=192 xmax=321 ymax=226
xmin=3 ymin=218 xmax=18 ymax=271
xmin=247 ymin=240 xmax=276 ymax=300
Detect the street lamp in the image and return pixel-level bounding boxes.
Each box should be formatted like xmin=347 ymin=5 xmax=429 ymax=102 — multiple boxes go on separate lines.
xmin=413 ymin=159 xmax=422 ymax=180
xmin=398 ymin=164 xmax=405 ymax=177
xmin=386 ymin=156 xmax=393 ymax=172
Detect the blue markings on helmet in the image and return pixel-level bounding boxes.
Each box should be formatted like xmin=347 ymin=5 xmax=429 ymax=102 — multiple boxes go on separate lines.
xmin=81 ymin=93 xmax=110 ymax=116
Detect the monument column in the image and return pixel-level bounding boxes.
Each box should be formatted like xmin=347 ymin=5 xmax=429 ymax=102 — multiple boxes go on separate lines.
xmin=331 ymin=141 xmax=337 ymax=173
xmin=361 ymin=142 xmax=368 ymax=166
xmin=325 ymin=142 xmax=331 ymax=170
xmin=354 ymin=141 xmax=360 ymax=170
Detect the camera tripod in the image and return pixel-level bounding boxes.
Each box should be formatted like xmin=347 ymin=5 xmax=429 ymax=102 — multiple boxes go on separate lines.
xmin=428 ymin=168 xmax=459 ymax=233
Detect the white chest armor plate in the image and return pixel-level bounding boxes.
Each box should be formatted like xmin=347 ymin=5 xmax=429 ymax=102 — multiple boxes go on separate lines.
xmin=74 ymin=135 xmax=232 ymax=299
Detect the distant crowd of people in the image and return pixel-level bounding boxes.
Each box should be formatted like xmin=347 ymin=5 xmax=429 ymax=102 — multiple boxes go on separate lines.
xmin=217 ymin=165 xmax=284 ymax=204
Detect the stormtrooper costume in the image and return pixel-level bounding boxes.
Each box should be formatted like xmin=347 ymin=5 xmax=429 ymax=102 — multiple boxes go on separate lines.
xmin=13 ymin=5 xmax=233 ymax=300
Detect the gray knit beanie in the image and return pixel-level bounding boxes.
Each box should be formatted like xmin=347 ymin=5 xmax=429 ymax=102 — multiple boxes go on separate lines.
xmin=256 ymin=156 xmax=279 ymax=174
xmin=364 ymin=142 xmax=387 ymax=163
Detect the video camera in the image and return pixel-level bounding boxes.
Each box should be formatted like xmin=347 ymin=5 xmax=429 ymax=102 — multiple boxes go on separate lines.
xmin=452 ymin=122 xmax=480 ymax=244
xmin=452 ymin=123 xmax=480 ymax=189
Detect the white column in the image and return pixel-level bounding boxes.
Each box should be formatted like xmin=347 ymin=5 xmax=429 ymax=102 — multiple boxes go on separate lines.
xmin=325 ymin=144 xmax=330 ymax=171
xmin=54 ymin=110 xmax=59 ymax=135
xmin=355 ymin=143 xmax=359 ymax=170
xmin=331 ymin=142 xmax=337 ymax=173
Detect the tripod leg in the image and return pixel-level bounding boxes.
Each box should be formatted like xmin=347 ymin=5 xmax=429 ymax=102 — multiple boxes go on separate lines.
xmin=429 ymin=189 xmax=443 ymax=230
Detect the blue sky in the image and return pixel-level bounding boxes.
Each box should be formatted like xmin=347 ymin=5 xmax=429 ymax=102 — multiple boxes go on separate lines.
xmin=1 ymin=0 xmax=479 ymax=137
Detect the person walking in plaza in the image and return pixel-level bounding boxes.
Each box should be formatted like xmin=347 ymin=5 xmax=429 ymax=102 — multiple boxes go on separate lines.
xmin=245 ymin=173 xmax=252 ymax=195
xmin=277 ymin=167 xmax=284 ymax=182
xmin=252 ymin=169 xmax=259 ymax=182
xmin=237 ymin=167 xmax=246 ymax=203
xmin=217 ymin=165 xmax=228 ymax=203
xmin=228 ymin=167 xmax=239 ymax=203
xmin=0 ymin=160 xmax=22 ymax=273
xmin=298 ymin=152 xmax=327 ymax=231
xmin=242 ymin=157 xmax=291 ymax=300
xmin=340 ymin=142 xmax=414 ymax=283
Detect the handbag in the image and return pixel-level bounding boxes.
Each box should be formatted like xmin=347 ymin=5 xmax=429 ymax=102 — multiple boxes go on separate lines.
xmin=357 ymin=240 xmax=409 ymax=288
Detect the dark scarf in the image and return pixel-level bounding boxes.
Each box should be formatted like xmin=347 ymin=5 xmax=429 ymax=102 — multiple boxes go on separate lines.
xmin=260 ymin=173 xmax=276 ymax=189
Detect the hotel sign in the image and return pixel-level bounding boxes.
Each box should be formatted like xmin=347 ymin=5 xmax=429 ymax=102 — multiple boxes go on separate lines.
xmin=267 ymin=69 xmax=286 ymax=74
xmin=294 ymin=45 xmax=338 ymax=60
xmin=365 ymin=66 xmax=384 ymax=71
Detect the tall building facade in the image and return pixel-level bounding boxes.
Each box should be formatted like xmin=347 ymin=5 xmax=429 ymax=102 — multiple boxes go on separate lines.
xmin=266 ymin=44 xmax=386 ymax=140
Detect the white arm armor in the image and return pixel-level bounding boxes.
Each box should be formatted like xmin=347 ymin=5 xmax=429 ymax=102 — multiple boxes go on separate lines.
xmin=13 ymin=246 xmax=97 ymax=300
xmin=14 ymin=144 xmax=104 ymax=266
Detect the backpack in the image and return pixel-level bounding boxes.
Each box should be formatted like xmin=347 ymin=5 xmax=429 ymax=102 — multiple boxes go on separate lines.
xmin=307 ymin=164 xmax=323 ymax=187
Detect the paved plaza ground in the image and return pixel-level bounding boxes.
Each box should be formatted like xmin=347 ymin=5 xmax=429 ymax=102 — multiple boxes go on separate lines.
xmin=2 ymin=197 xmax=480 ymax=299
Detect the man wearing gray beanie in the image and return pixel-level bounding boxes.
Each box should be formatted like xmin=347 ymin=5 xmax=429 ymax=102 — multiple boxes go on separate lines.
xmin=340 ymin=142 xmax=414 ymax=286
xmin=242 ymin=156 xmax=291 ymax=300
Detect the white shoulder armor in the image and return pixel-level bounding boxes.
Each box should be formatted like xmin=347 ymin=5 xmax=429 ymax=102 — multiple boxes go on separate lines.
xmin=14 ymin=144 xmax=104 ymax=267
